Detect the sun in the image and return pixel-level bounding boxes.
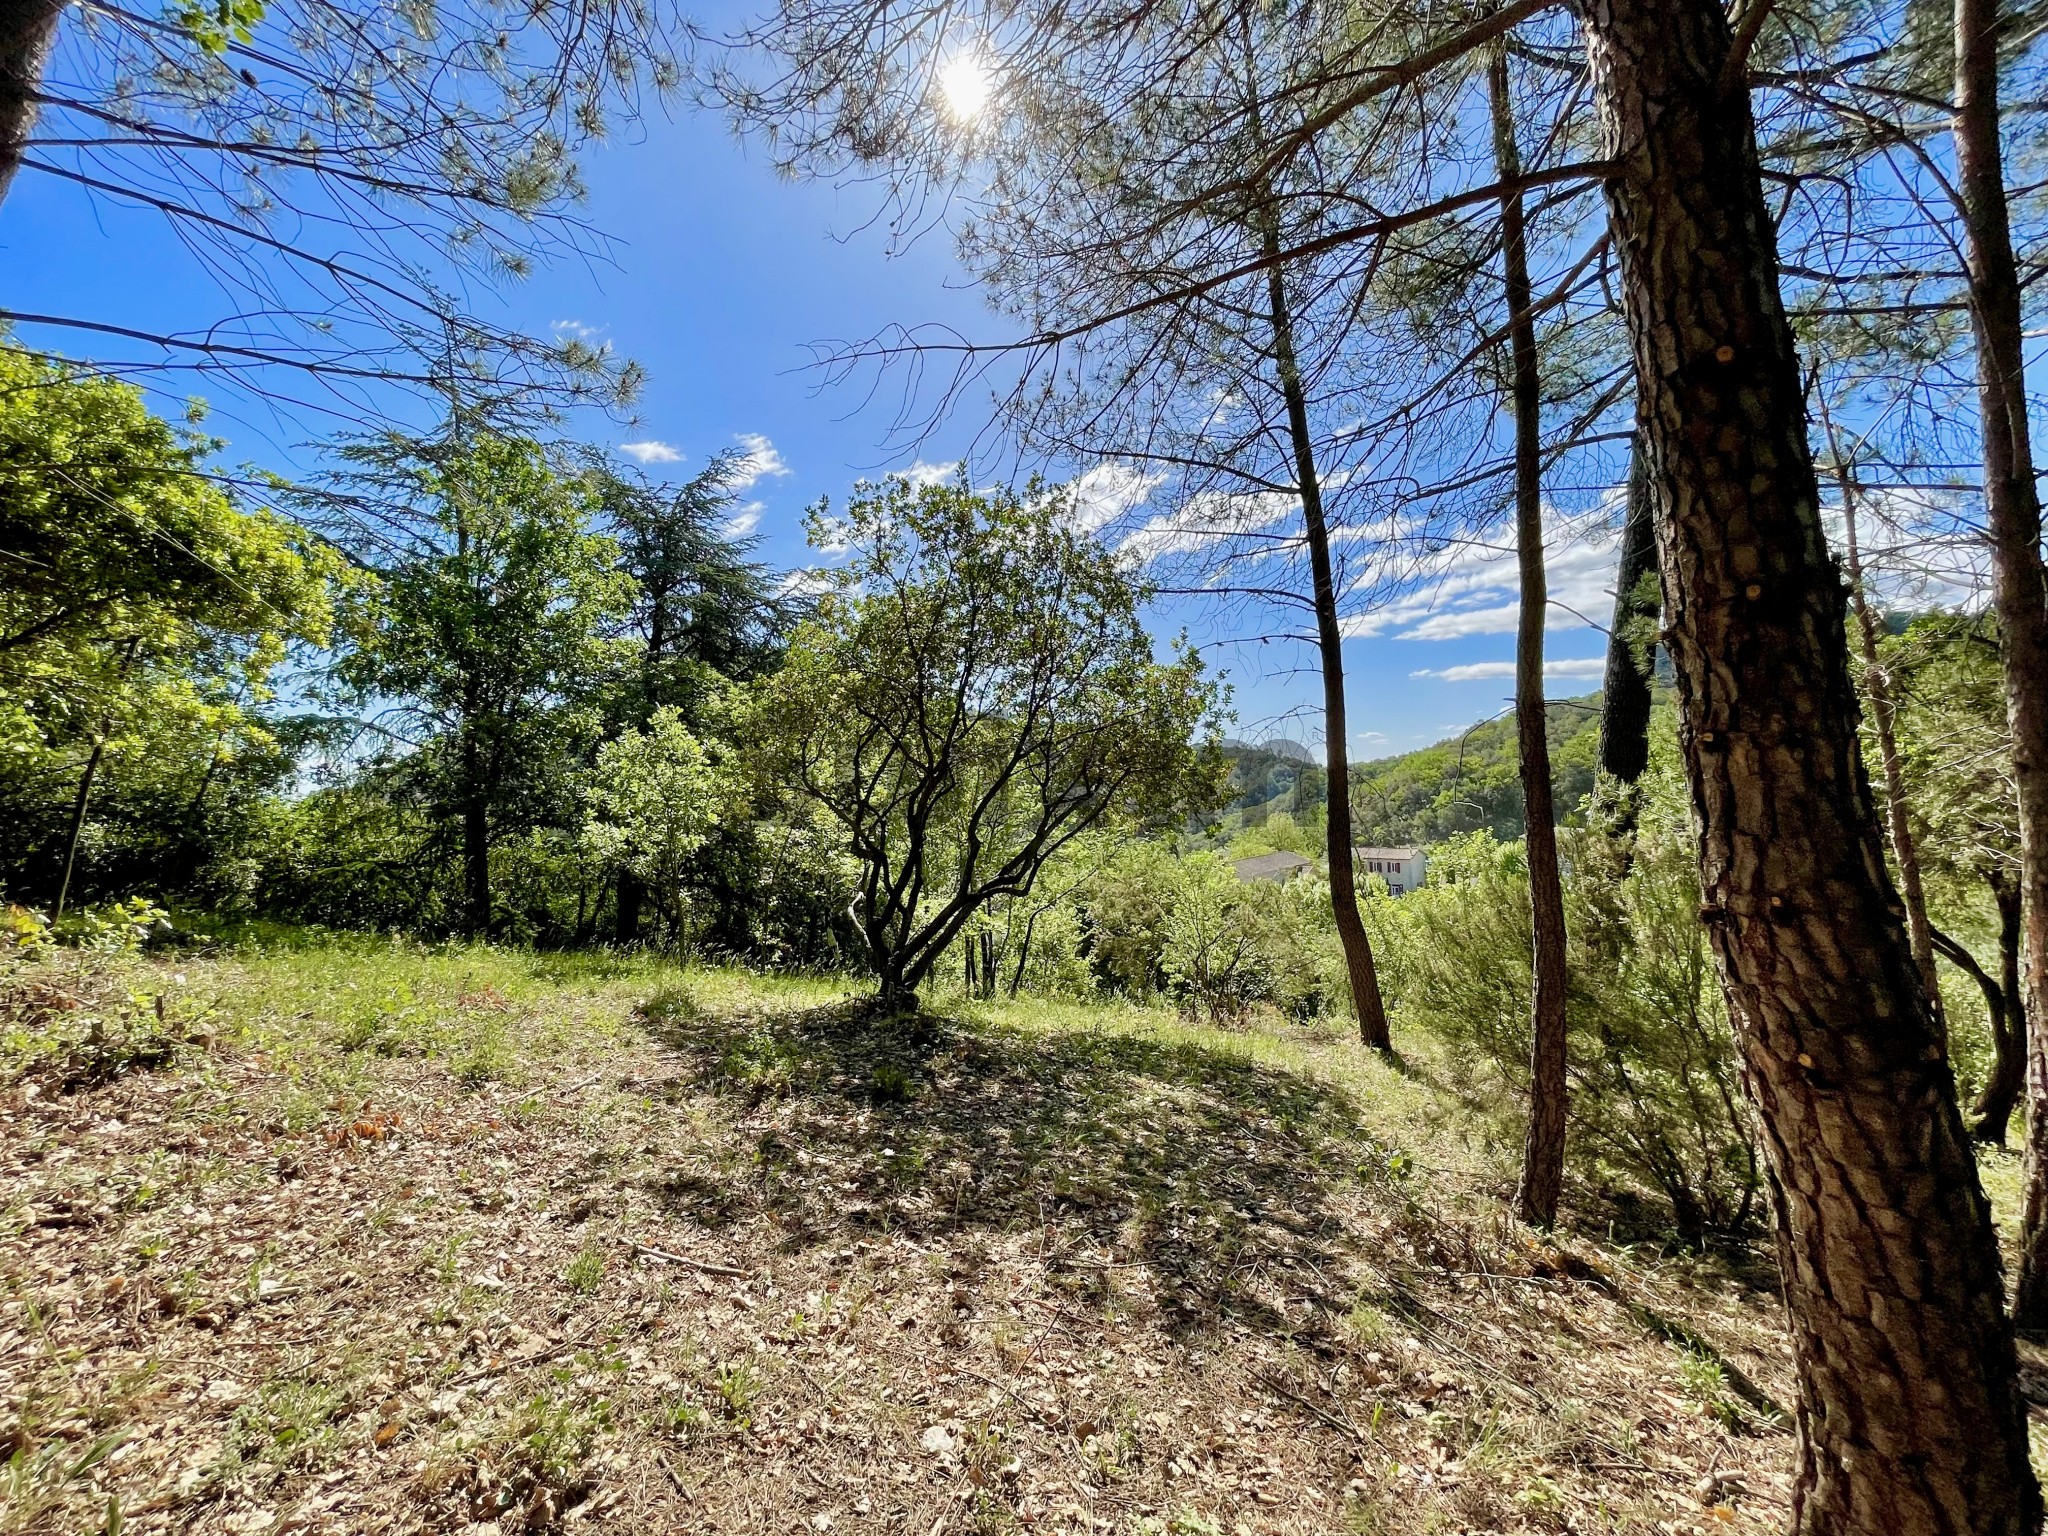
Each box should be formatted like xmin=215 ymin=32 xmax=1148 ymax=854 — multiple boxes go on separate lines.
xmin=937 ymin=52 xmax=993 ymax=123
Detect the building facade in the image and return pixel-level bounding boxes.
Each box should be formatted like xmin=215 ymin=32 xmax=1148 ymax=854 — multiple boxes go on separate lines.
xmin=1355 ymin=846 xmax=1426 ymax=896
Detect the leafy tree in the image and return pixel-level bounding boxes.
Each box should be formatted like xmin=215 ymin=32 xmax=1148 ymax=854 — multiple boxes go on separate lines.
xmin=0 ymin=351 xmax=343 ymax=908
xmin=587 ymin=452 xmax=789 ymax=943
xmin=1078 ymin=837 xmax=1182 ymax=997
xmin=582 ymin=705 xmax=725 ymax=943
xmin=1376 ymin=736 xmax=1760 ymax=1246
xmin=1883 ymin=615 xmax=2028 ymax=1142
xmin=1159 ymin=853 xmax=1333 ymax=1026
xmin=329 ymin=430 xmax=633 ymax=934
xmin=744 ymin=474 xmax=1223 ymax=1006
xmin=594 ymin=453 xmax=789 ymax=720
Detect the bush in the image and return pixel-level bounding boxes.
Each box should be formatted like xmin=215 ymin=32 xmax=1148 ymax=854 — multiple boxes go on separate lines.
xmin=1159 ymin=854 xmax=1337 ymax=1026
xmin=1376 ymin=743 xmax=1758 ymax=1242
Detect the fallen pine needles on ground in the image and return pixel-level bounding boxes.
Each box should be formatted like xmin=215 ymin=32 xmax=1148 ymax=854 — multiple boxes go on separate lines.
xmin=1 ymin=940 xmax=1802 ymax=1534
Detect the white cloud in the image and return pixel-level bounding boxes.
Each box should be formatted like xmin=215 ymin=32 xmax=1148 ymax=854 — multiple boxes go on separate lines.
xmin=1067 ymin=462 xmax=1164 ymax=531
xmin=1355 ymin=730 xmax=1390 ymax=745
xmin=777 ymin=567 xmax=835 ymax=600
xmin=1410 ymin=657 xmax=1607 ymax=683
xmin=1343 ymin=504 xmax=1622 ymax=641
xmin=552 ymin=318 xmax=601 ymax=341
xmin=732 ymin=433 xmax=792 ymax=489
xmin=620 ymin=441 xmax=684 ymax=465
xmin=897 ymin=459 xmax=960 ymax=488
xmin=722 ymin=501 xmax=764 ymax=538
xmin=1122 ymin=488 xmax=1296 ymax=564
xmin=1341 ymin=481 xmax=1992 ymax=651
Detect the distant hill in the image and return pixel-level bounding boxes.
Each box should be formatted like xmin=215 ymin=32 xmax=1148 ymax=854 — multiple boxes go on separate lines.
xmin=1348 ymin=694 xmax=1602 ymax=846
xmin=1218 ymin=741 xmax=1326 ymax=819
xmin=1219 ymin=736 xmax=1315 ymax=763
xmin=1215 ymin=694 xmax=1605 ymax=847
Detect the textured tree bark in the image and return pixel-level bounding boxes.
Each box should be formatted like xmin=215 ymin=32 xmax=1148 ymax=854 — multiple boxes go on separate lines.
xmin=1578 ymin=0 xmax=2039 ymax=1528
xmin=1261 ymin=212 xmax=1394 ymax=1052
xmin=0 ymin=0 xmax=61 ymax=208
xmin=1834 ymin=457 xmax=1943 ymax=1021
xmin=1491 ymin=48 xmax=1569 ymax=1226
xmin=1599 ymin=431 xmax=1660 ymax=787
xmin=1956 ymin=0 xmax=2048 ymax=1333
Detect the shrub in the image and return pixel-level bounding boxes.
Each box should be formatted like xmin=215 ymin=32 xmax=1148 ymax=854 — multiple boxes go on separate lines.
xmin=1159 ymin=854 xmax=1337 ymax=1026
xmin=1376 ymin=744 xmax=1758 ymax=1242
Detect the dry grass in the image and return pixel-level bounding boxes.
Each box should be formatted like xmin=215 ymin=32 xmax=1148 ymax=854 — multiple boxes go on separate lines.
xmin=0 ymin=939 xmax=1801 ymax=1534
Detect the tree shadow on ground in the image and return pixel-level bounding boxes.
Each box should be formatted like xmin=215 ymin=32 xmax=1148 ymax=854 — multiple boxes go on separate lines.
xmin=636 ymin=990 xmax=1409 ymax=1342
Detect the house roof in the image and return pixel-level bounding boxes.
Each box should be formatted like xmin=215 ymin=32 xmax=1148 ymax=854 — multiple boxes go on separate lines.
xmin=1232 ymin=851 xmax=1313 ymax=882
xmin=1354 ymin=846 xmax=1422 ymax=861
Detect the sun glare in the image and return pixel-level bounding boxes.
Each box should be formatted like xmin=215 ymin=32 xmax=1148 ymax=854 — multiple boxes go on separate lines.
xmin=938 ymin=53 xmax=993 ymax=123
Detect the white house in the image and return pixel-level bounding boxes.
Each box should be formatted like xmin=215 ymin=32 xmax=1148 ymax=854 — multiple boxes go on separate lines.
xmin=1355 ymin=846 xmax=1426 ymax=896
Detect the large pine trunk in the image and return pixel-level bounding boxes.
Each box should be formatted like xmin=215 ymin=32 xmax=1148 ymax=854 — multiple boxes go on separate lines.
xmin=1956 ymin=0 xmax=2048 ymax=1331
xmin=1491 ymin=49 xmax=1569 ymax=1225
xmin=1578 ymin=0 xmax=2039 ymax=1528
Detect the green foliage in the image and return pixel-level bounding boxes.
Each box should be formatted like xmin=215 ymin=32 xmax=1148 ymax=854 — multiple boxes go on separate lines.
xmin=1874 ymin=613 xmax=2017 ymax=1106
xmin=589 ymin=454 xmax=790 ymax=731
xmin=712 ymin=1359 xmax=766 ymax=1426
xmin=562 ymin=1245 xmax=606 ymax=1294
xmin=1082 ymin=839 xmax=1183 ymax=996
xmin=1348 ymin=697 xmax=1602 ymax=847
xmin=582 ymin=706 xmax=726 ymax=939
xmin=167 ymin=0 xmax=266 ymax=53
xmin=743 ymin=473 xmax=1223 ymax=999
xmin=1376 ymin=716 xmax=1758 ymax=1241
xmin=325 ymin=429 xmax=634 ymax=933
xmin=1883 ymin=614 xmax=2013 ymax=886
xmin=1159 ymin=854 xmax=1336 ymax=1026
xmin=0 ymin=353 xmax=345 ymax=907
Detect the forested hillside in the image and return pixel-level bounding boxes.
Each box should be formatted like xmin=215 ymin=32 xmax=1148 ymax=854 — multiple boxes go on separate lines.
xmin=1217 ymin=698 xmax=1602 ymax=847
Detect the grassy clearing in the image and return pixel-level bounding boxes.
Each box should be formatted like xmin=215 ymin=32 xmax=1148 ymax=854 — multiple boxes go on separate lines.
xmin=1 ymin=938 xmax=1801 ymax=1534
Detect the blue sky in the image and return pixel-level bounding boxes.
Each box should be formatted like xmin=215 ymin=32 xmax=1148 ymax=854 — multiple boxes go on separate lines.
xmin=0 ymin=78 xmax=1621 ymax=759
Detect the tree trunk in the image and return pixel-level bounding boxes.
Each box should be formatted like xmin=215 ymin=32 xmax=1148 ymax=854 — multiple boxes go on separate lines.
xmin=1260 ymin=209 xmax=1393 ymax=1052
xmin=616 ymin=869 xmax=645 ymax=945
xmin=1957 ymin=0 xmax=2048 ymax=1334
xmin=54 ymin=635 xmax=139 ymax=923
xmin=1937 ymin=872 xmax=2026 ymax=1144
xmin=1833 ymin=454 xmax=1943 ymax=1022
xmin=460 ymin=726 xmax=491 ymax=937
xmin=0 ymin=0 xmax=61 ymax=208
xmin=53 ymin=735 xmax=106 ymax=924
xmin=1491 ymin=48 xmax=1570 ymax=1229
xmin=1981 ymin=874 xmax=2028 ymax=1144
xmin=1598 ymin=429 xmax=1659 ymax=786
xmin=1579 ymin=0 xmax=2039 ymax=1527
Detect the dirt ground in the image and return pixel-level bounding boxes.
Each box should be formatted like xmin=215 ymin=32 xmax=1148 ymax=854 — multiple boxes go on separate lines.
xmin=1 ymin=944 xmax=1801 ymax=1534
